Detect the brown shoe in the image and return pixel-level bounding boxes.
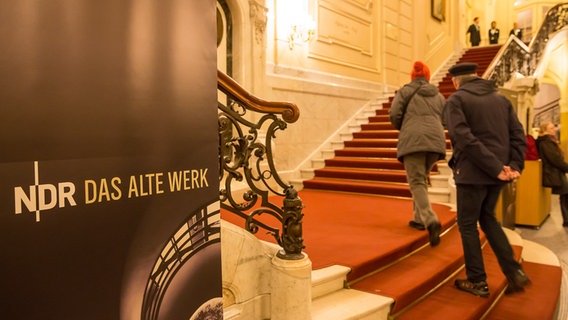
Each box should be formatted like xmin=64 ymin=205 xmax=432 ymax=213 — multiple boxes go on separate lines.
xmin=427 ymin=222 xmax=441 ymax=247
xmin=408 ymin=220 xmax=426 ymax=230
xmin=455 ymin=279 xmax=490 ymax=297
xmin=505 ymin=269 xmax=531 ymax=294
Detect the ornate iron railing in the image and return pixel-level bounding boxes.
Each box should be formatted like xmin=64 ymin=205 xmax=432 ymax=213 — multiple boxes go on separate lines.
xmin=483 ymin=3 xmax=568 ymax=85
xmin=217 ymin=70 xmax=305 ymax=260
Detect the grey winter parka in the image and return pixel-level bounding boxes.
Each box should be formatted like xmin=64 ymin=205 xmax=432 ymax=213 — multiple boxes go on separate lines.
xmin=389 ymin=78 xmax=447 ymax=162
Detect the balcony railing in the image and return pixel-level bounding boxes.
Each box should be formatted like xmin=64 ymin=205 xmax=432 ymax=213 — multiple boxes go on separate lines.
xmin=217 ymin=70 xmax=305 ymax=260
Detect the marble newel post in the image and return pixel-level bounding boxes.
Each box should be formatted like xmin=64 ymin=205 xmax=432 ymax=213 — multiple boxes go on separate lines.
xmin=498 ymin=76 xmax=539 ymax=134
xmin=271 ymin=253 xmax=312 ymax=320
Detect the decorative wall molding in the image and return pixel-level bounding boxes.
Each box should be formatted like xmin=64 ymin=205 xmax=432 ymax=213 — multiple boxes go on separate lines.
xmin=343 ymin=0 xmax=374 ymax=11
xmin=267 ymin=63 xmax=384 ymax=99
xmin=309 ymin=0 xmax=378 ymax=73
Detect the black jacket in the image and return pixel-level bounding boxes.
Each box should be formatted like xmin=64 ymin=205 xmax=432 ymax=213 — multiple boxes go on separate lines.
xmin=467 ymin=24 xmax=481 ymax=46
xmin=488 ymin=28 xmax=500 ymax=44
xmin=509 ymin=28 xmax=523 ymax=40
xmin=444 ymin=77 xmax=526 ymax=185
xmin=536 ymin=134 xmax=568 ymax=188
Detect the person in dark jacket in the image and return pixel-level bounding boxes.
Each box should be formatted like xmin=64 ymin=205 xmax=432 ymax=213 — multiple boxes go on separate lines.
xmin=536 ymin=122 xmax=568 ymax=227
xmin=488 ymin=21 xmax=500 ymax=44
xmin=444 ymin=62 xmax=530 ymax=298
xmin=466 ymin=17 xmax=481 ymax=47
xmin=389 ymin=61 xmax=446 ymax=247
xmin=509 ymin=22 xmax=523 ymax=40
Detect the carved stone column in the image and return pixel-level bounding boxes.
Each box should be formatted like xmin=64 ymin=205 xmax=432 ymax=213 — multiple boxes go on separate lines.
xmin=499 ymin=76 xmax=539 ymax=134
xmin=248 ymin=0 xmax=268 ymax=96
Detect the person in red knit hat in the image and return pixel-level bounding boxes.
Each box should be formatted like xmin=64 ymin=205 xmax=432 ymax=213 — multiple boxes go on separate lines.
xmin=389 ymin=61 xmax=447 ymax=247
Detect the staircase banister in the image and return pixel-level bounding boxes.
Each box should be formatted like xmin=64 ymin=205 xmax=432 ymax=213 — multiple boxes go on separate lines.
xmin=527 ymin=2 xmax=568 ymax=51
xmin=482 ymin=35 xmax=529 ymax=79
xmin=217 ymin=70 xmax=300 ymax=123
xmin=483 ymin=3 xmax=568 ymax=86
xmin=217 ymin=70 xmax=306 ymax=260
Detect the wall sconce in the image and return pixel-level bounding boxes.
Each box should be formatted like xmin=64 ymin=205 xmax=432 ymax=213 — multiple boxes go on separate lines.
xmin=288 ymin=21 xmax=316 ymax=50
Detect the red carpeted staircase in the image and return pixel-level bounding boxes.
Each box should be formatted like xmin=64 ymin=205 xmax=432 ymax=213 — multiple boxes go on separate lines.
xmin=296 ymin=45 xmax=563 ymax=318
xmin=438 ymin=45 xmax=502 ymax=98
xmin=222 ymin=189 xmax=563 ymax=319
xmin=301 ymin=45 xmax=503 ymax=200
xmin=221 ymin=45 xmax=563 ymax=319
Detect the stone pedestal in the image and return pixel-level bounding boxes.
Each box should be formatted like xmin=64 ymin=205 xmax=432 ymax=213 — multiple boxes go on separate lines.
xmin=270 ymin=253 xmax=312 ymax=320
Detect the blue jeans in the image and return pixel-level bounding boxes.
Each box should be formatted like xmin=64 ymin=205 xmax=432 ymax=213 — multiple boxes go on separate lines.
xmin=456 ymin=184 xmax=521 ymax=282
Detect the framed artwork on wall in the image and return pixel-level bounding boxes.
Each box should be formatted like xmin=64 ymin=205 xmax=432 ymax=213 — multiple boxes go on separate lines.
xmin=432 ymin=0 xmax=445 ymax=22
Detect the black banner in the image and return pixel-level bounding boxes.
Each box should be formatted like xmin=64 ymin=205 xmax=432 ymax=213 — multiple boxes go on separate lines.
xmin=0 ymin=1 xmax=221 ymax=319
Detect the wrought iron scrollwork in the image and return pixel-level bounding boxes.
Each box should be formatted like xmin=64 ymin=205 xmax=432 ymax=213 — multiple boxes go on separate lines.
xmin=218 ymin=70 xmax=304 ymax=260
xmin=484 ymin=3 xmax=568 ymax=85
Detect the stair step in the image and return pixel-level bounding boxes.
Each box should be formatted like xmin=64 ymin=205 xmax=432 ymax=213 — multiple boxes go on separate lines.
xmin=394 ymin=245 xmax=523 ymax=319
xmin=350 ymin=226 xmax=474 ymax=315
xmin=368 ymin=115 xmax=391 ymax=122
xmin=334 ymin=147 xmax=398 ymax=159
xmin=311 ymin=288 xmax=392 ymax=320
xmin=430 ymin=174 xmax=450 ymax=187
xmin=300 ymin=168 xmax=315 ymax=179
xmin=485 ymin=261 xmax=563 ymax=320
xmin=324 ymin=157 xmax=405 ymax=170
xmin=345 ymin=139 xmax=398 ymax=148
xmin=353 ymin=130 xmax=399 ymax=139
xmin=302 ymin=177 xmax=412 ymax=198
xmin=428 ymin=187 xmax=450 ymax=203
xmin=311 ymin=265 xmax=351 ymax=299
xmin=361 ymin=122 xmax=395 ymax=130
xmin=313 ymin=167 xmax=408 ymax=183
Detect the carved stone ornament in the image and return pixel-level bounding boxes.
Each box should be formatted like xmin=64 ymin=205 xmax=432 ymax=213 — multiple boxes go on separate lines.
xmin=249 ymin=0 xmax=268 ymax=44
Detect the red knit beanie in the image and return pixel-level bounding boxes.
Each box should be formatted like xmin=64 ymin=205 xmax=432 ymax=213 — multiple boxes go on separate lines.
xmin=411 ymin=61 xmax=430 ymax=81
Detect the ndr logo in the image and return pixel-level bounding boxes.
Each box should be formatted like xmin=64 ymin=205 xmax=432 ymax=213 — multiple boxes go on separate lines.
xmin=14 ymin=161 xmax=77 ymax=222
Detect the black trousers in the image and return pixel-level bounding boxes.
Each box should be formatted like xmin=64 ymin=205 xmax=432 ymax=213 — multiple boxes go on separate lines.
xmin=456 ymin=184 xmax=522 ymax=282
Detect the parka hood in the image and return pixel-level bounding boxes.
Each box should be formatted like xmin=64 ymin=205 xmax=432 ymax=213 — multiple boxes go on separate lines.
xmin=457 ymin=77 xmax=497 ymax=96
xmin=411 ymin=78 xmax=441 ymax=97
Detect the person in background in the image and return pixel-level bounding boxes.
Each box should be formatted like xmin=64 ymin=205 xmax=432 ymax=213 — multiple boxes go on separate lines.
xmin=488 ymin=21 xmax=500 ymax=44
xmin=509 ymin=22 xmax=523 ymax=40
xmin=536 ymin=122 xmax=568 ymax=227
xmin=466 ymin=17 xmax=481 ymax=47
xmin=444 ymin=62 xmax=531 ymax=297
xmin=389 ymin=61 xmax=447 ymax=247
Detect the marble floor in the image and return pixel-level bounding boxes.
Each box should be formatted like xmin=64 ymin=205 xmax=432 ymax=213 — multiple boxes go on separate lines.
xmin=515 ymin=194 xmax=568 ymax=265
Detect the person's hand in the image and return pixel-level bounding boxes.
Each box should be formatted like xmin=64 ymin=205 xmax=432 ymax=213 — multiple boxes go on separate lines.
xmin=508 ymin=169 xmax=521 ymax=180
xmin=497 ymin=166 xmax=520 ymax=181
xmin=497 ymin=168 xmax=510 ymax=181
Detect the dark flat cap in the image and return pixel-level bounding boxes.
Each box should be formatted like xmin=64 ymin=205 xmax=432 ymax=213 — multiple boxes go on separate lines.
xmin=448 ymin=62 xmax=478 ymax=76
